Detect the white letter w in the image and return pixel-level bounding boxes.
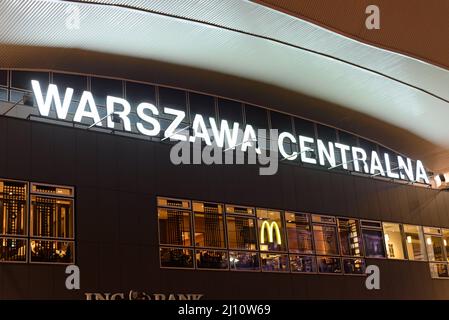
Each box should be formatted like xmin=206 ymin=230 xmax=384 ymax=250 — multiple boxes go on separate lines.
xmin=31 ymin=80 xmax=74 ymax=119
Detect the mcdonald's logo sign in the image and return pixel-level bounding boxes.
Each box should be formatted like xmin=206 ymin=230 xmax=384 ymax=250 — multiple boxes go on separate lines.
xmin=260 ymin=220 xmax=282 ymax=245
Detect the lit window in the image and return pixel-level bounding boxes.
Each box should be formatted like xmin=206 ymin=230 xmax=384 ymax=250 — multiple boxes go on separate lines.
xmin=312 ymin=215 xmax=338 ymax=256
xmin=442 ymin=229 xmax=449 ymax=262
xmin=343 ymin=258 xmax=366 ymax=275
xmin=289 ymin=255 xmax=316 ymax=273
xmin=160 ymin=247 xmax=194 ymax=269
xmin=158 ymin=208 xmax=192 ymax=246
xmin=429 ymin=263 xmax=449 ymax=279
xmin=30 ymin=183 xmax=74 ymax=263
xmin=257 ymin=209 xmax=286 ymax=252
xmin=424 ymin=227 xmax=446 ymax=262
xmin=229 ymin=251 xmax=259 ymax=271
xmin=403 ymin=224 xmax=427 ymax=261
xmin=338 ymin=218 xmax=363 ymax=256
xmin=260 ymin=253 xmax=289 ymax=272
xmin=226 ymin=216 xmax=257 ymax=250
xmin=195 ymin=249 xmax=228 ymax=270
xmin=0 ymin=180 xmax=27 ymax=236
xmin=285 ymin=212 xmax=313 ymax=254
xmin=361 ymin=220 xmax=386 ymax=258
xmin=317 ymin=256 xmax=342 ymax=274
xmin=383 ymin=222 xmax=405 ymax=259
xmin=193 ymin=202 xmax=226 ymax=248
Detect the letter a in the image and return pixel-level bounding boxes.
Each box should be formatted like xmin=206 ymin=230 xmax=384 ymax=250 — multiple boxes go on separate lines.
xmin=365 ymin=265 xmax=380 ymax=290
xmin=65 ymin=265 xmax=80 ymax=290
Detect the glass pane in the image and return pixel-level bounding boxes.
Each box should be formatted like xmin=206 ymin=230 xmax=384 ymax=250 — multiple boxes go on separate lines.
xmin=285 ymin=212 xmax=313 ymax=254
xmin=31 ymin=183 xmax=74 ymax=197
xmin=289 ymin=255 xmax=316 ymax=273
xmin=443 ymin=230 xmax=449 ymax=262
xmin=260 ymin=253 xmax=289 ymax=272
xmin=270 ymin=111 xmax=293 ymax=134
xmin=317 ymin=124 xmax=337 ymax=142
xmin=30 ymin=196 xmax=74 ymax=238
xmin=52 ymin=73 xmax=87 ymax=101
xmin=0 ymin=237 xmax=27 ymax=262
xmin=229 ymin=251 xmax=260 ymax=271
xmin=159 ymin=87 xmax=186 ymax=113
xmin=343 ymin=258 xmax=366 ymax=274
xmin=226 ymin=216 xmax=257 ymax=250
xmin=158 ymin=208 xmax=192 ymax=246
xmin=225 ymin=204 xmax=254 ymax=215
xmin=425 ymin=235 xmax=445 ymax=261
xmin=313 ymin=225 xmax=339 ymax=255
xmin=195 ymin=250 xmax=228 ymax=269
xmin=125 ymin=81 xmax=155 ymax=107
xmin=160 ymin=247 xmax=194 ymax=268
xmin=0 ymin=180 xmax=28 ymax=236
xmin=362 ymin=229 xmax=386 ymax=258
xmin=30 ymin=240 xmax=74 ymax=263
xmin=193 ymin=202 xmax=225 ymax=248
xmin=0 ymin=88 xmax=6 ymax=101
xmin=429 ymin=263 xmax=449 ymax=278
xmin=404 ymin=224 xmax=427 ymax=261
xmin=0 ymin=70 xmax=7 ymax=86
xmin=338 ymin=218 xmax=363 ymax=256
xmin=217 ymin=98 xmax=243 ymax=124
xmin=12 ymin=70 xmax=49 ymax=91
xmin=244 ymin=104 xmax=268 ymax=131
xmin=257 ymin=209 xmax=286 ymax=252
xmin=189 ymin=92 xmax=215 ymax=124
xmin=383 ymin=223 xmax=405 ymax=259
xmin=157 ymin=197 xmax=190 ymax=209
xmin=317 ymin=256 xmax=342 ymax=274
xmin=91 ymin=77 xmax=123 ymax=106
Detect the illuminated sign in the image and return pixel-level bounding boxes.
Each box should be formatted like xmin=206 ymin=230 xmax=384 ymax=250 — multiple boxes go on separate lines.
xmin=260 ymin=220 xmax=282 ymax=245
xmin=30 ymin=80 xmax=429 ymax=183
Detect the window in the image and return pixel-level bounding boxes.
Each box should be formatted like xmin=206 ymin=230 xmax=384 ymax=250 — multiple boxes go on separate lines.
xmin=383 ymin=222 xmax=405 ymax=259
xmin=91 ymin=77 xmax=123 ymax=106
xmin=195 ymin=249 xmax=228 ymax=270
xmin=257 ymin=209 xmax=286 ymax=252
xmin=29 ymin=183 xmax=74 ymax=263
xmin=218 ymin=99 xmax=243 ymax=124
xmin=442 ymin=229 xmax=449 ymax=262
xmin=226 ymin=216 xmax=257 ymax=250
xmin=290 ymin=255 xmax=316 ymax=273
xmin=429 ymin=263 xmax=449 ymax=278
xmin=424 ymin=227 xmax=446 ymax=262
xmin=159 ymin=87 xmax=187 ymax=114
xmin=125 ymin=81 xmax=156 ymax=107
xmin=312 ymin=215 xmax=339 ymax=256
xmin=229 ymin=251 xmax=259 ymax=271
xmin=11 ymin=71 xmax=49 ymax=91
xmin=294 ymin=117 xmax=316 ymax=162
xmin=260 ymin=253 xmax=289 ymax=272
xmin=343 ymin=258 xmax=366 ymax=274
xmin=338 ymin=218 xmax=363 ymax=256
xmin=52 ymin=73 xmax=87 ymax=101
xmin=0 ymin=180 xmax=27 ymax=262
xmin=403 ymin=224 xmax=426 ymax=261
xmin=160 ymin=247 xmax=194 ymax=269
xmin=189 ymin=93 xmax=216 ymax=125
xmin=244 ymin=104 xmax=268 ymax=131
xmin=361 ymin=220 xmax=386 ymax=258
xmin=285 ymin=212 xmax=313 ymax=254
xmin=193 ymin=201 xmax=226 ymax=248
xmin=0 ymin=70 xmax=7 ymax=87
xmin=158 ymin=208 xmax=192 ymax=246
xmin=317 ymin=256 xmax=342 ymax=274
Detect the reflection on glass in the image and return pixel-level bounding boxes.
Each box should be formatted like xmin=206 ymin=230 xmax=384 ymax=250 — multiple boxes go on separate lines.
xmin=260 ymin=253 xmax=289 ymax=272
xmin=404 ymin=225 xmax=426 ymax=261
xmin=285 ymin=212 xmax=313 ymax=254
xmin=160 ymin=247 xmax=193 ymax=268
xmin=338 ymin=218 xmax=362 ymax=256
xmin=425 ymin=235 xmax=445 ymax=262
xmin=289 ymin=255 xmax=316 ymax=273
xmin=362 ymin=229 xmax=386 ymax=258
xmin=313 ymin=225 xmax=339 ymax=255
xmin=226 ymin=216 xmax=257 ymax=250
xmin=158 ymin=208 xmax=192 ymax=246
xmin=195 ymin=250 xmax=228 ymax=269
xmin=229 ymin=251 xmax=259 ymax=271
xmin=343 ymin=258 xmax=366 ymax=274
xmin=317 ymin=256 xmax=342 ymax=274
xmin=30 ymin=240 xmax=74 ymax=263
xmin=383 ymin=223 xmax=405 ymax=259
xmin=0 ymin=237 xmax=27 ymax=262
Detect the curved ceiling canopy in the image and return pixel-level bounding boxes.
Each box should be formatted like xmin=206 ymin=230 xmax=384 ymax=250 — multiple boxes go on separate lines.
xmin=0 ymin=0 xmax=448 ymax=172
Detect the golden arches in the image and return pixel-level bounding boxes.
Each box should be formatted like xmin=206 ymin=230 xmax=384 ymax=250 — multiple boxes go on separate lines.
xmin=260 ymin=220 xmax=282 ymax=245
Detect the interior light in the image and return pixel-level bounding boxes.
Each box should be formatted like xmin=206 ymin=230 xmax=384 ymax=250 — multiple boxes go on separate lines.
xmin=407 ymin=236 xmax=412 ymax=244
xmin=384 ymin=234 xmax=389 ymax=242
xmin=444 ymin=239 xmax=448 ymax=246
xmin=426 ymin=237 xmax=432 ymax=245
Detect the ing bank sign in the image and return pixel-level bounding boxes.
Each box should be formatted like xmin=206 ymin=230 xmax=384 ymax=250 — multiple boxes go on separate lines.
xmin=29 ymin=81 xmax=430 ymax=182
